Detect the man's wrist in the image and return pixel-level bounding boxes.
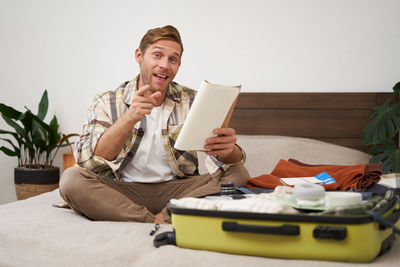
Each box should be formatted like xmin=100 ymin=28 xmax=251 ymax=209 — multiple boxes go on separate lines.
xmin=122 ymin=109 xmax=141 ymax=126
xmin=215 ymin=144 xmax=242 ymax=164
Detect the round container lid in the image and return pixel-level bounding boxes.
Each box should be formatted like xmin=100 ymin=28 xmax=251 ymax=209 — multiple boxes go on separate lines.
xmin=293 ymin=183 xmax=325 ymax=200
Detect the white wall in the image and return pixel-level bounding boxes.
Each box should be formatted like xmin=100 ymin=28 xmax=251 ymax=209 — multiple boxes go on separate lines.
xmin=0 ymin=0 xmax=399 ymax=204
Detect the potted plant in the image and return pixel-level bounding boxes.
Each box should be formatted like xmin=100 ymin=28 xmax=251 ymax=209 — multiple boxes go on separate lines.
xmin=361 ymin=81 xmax=400 ymax=178
xmin=0 ymin=90 xmax=78 ymax=200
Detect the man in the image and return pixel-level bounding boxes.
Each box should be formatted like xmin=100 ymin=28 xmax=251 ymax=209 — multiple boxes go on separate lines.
xmin=60 ymin=25 xmax=250 ymax=224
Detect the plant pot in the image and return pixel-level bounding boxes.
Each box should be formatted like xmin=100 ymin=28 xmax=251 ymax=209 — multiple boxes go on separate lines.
xmin=14 ymin=166 xmax=60 ymax=200
xmin=63 ymin=152 xmax=76 ymax=171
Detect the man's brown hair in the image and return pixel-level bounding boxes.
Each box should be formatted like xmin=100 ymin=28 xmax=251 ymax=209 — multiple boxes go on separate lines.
xmin=139 ymin=25 xmax=183 ymax=57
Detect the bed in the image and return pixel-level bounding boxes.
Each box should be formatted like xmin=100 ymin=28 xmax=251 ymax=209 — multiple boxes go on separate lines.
xmin=0 ymin=92 xmax=398 ymax=267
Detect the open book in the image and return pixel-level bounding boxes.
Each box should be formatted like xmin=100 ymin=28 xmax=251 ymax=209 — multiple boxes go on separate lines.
xmin=174 ymin=80 xmax=241 ymax=151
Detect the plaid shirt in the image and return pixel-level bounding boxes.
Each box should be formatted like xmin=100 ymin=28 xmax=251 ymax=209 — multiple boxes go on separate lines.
xmin=75 ymin=77 xmax=244 ymax=180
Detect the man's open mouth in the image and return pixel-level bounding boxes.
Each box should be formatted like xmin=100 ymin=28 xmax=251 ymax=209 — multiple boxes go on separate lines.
xmin=154 ymin=74 xmax=168 ymax=80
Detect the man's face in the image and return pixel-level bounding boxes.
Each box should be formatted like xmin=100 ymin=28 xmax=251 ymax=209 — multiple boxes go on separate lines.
xmin=135 ymin=39 xmax=182 ymax=94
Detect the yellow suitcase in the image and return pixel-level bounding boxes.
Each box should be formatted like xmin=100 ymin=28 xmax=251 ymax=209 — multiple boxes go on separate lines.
xmin=154 ymin=191 xmax=400 ymax=263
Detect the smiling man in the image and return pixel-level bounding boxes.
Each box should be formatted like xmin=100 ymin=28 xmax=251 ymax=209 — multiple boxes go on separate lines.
xmin=59 ymin=25 xmax=250 ymax=224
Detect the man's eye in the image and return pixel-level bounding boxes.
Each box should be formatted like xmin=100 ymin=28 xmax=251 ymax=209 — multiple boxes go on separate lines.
xmin=169 ymin=57 xmax=177 ymax=63
xmin=154 ymin=53 xmax=161 ymax=58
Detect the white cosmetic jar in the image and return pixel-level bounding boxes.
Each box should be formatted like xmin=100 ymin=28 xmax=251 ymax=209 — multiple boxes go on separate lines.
xmin=293 ymin=183 xmax=325 ymax=200
xmin=325 ymin=192 xmax=363 ymax=208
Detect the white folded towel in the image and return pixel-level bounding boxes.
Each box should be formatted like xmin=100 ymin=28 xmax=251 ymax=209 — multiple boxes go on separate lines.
xmin=170 ymin=196 xmax=299 ymax=214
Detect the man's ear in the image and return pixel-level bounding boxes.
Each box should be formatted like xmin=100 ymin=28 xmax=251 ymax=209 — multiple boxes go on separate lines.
xmin=134 ymin=48 xmax=142 ymax=64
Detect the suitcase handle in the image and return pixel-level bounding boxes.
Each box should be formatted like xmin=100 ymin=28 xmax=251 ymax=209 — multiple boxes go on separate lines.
xmin=385 ymin=208 xmax=400 ymax=226
xmin=222 ymin=221 xmax=300 ymax=236
xmin=370 ymin=209 xmax=400 ymax=235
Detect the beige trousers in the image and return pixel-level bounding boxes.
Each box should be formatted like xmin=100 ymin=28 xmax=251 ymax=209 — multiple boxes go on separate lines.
xmin=59 ymin=163 xmax=250 ymax=223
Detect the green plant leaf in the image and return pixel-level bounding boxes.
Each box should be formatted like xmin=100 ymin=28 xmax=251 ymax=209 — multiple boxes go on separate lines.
xmin=0 ymin=129 xmax=26 ymax=151
xmin=29 ymin=110 xmax=47 ymax=150
xmin=58 ymin=143 xmax=72 ymax=148
xmin=20 ymin=110 xmax=34 ymax=134
xmin=30 ymin=112 xmax=52 ymax=131
xmin=0 ymin=103 xmax=22 ymax=119
xmin=394 ymin=148 xmax=400 ymax=173
xmin=28 ymin=113 xmax=55 ymax=163
xmin=37 ymin=90 xmax=48 ymax=120
xmin=0 ymin=129 xmax=14 ymax=134
xmin=368 ymin=139 xmax=400 ymax=174
xmin=48 ymin=115 xmax=60 ymax=147
xmin=0 ymin=146 xmax=18 ymax=157
xmin=369 ymin=153 xmax=386 ymax=164
xmin=362 ymin=101 xmax=400 ymax=145
xmin=1 ymin=114 xmax=27 ymax=141
xmin=32 ymin=126 xmax=47 ymax=152
xmin=59 ymin=133 xmax=79 ymax=144
xmin=393 ymin=81 xmax=400 ymax=98
xmin=0 ymin=129 xmax=19 ymax=138
xmin=381 ymin=159 xmax=393 ymax=174
xmin=0 ymin=138 xmax=20 ymax=156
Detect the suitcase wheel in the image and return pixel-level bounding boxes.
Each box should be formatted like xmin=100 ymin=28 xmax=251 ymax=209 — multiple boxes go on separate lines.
xmin=153 ymin=231 xmax=176 ymax=248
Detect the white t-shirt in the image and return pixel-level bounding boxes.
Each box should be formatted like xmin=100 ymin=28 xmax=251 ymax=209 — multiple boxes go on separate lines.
xmin=121 ymin=105 xmax=174 ymax=183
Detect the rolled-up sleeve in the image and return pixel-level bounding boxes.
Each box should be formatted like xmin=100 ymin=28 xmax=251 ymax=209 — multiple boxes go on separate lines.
xmin=74 ymin=94 xmax=121 ymax=171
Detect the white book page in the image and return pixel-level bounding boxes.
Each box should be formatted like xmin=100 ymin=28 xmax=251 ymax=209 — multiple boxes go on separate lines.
xmin=174 ymin=80 xmax=241 ymax=151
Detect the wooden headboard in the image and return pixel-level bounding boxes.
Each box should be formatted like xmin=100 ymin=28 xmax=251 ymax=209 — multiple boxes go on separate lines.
xmin=230 ymin=92 xmax=394 ymax=152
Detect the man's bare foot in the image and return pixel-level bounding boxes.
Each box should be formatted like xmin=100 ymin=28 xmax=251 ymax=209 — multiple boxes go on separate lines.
xmin=154 ymin=212 xmax=169 ymax=224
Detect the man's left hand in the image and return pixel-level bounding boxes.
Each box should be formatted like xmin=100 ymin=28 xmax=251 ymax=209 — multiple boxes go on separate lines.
xmin=204 ymin=128 xmax=241 ymax=163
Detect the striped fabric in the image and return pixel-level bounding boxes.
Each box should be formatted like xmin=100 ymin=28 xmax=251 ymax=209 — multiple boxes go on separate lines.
xmin=74 ymin=76 xmax=244 ymax=180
